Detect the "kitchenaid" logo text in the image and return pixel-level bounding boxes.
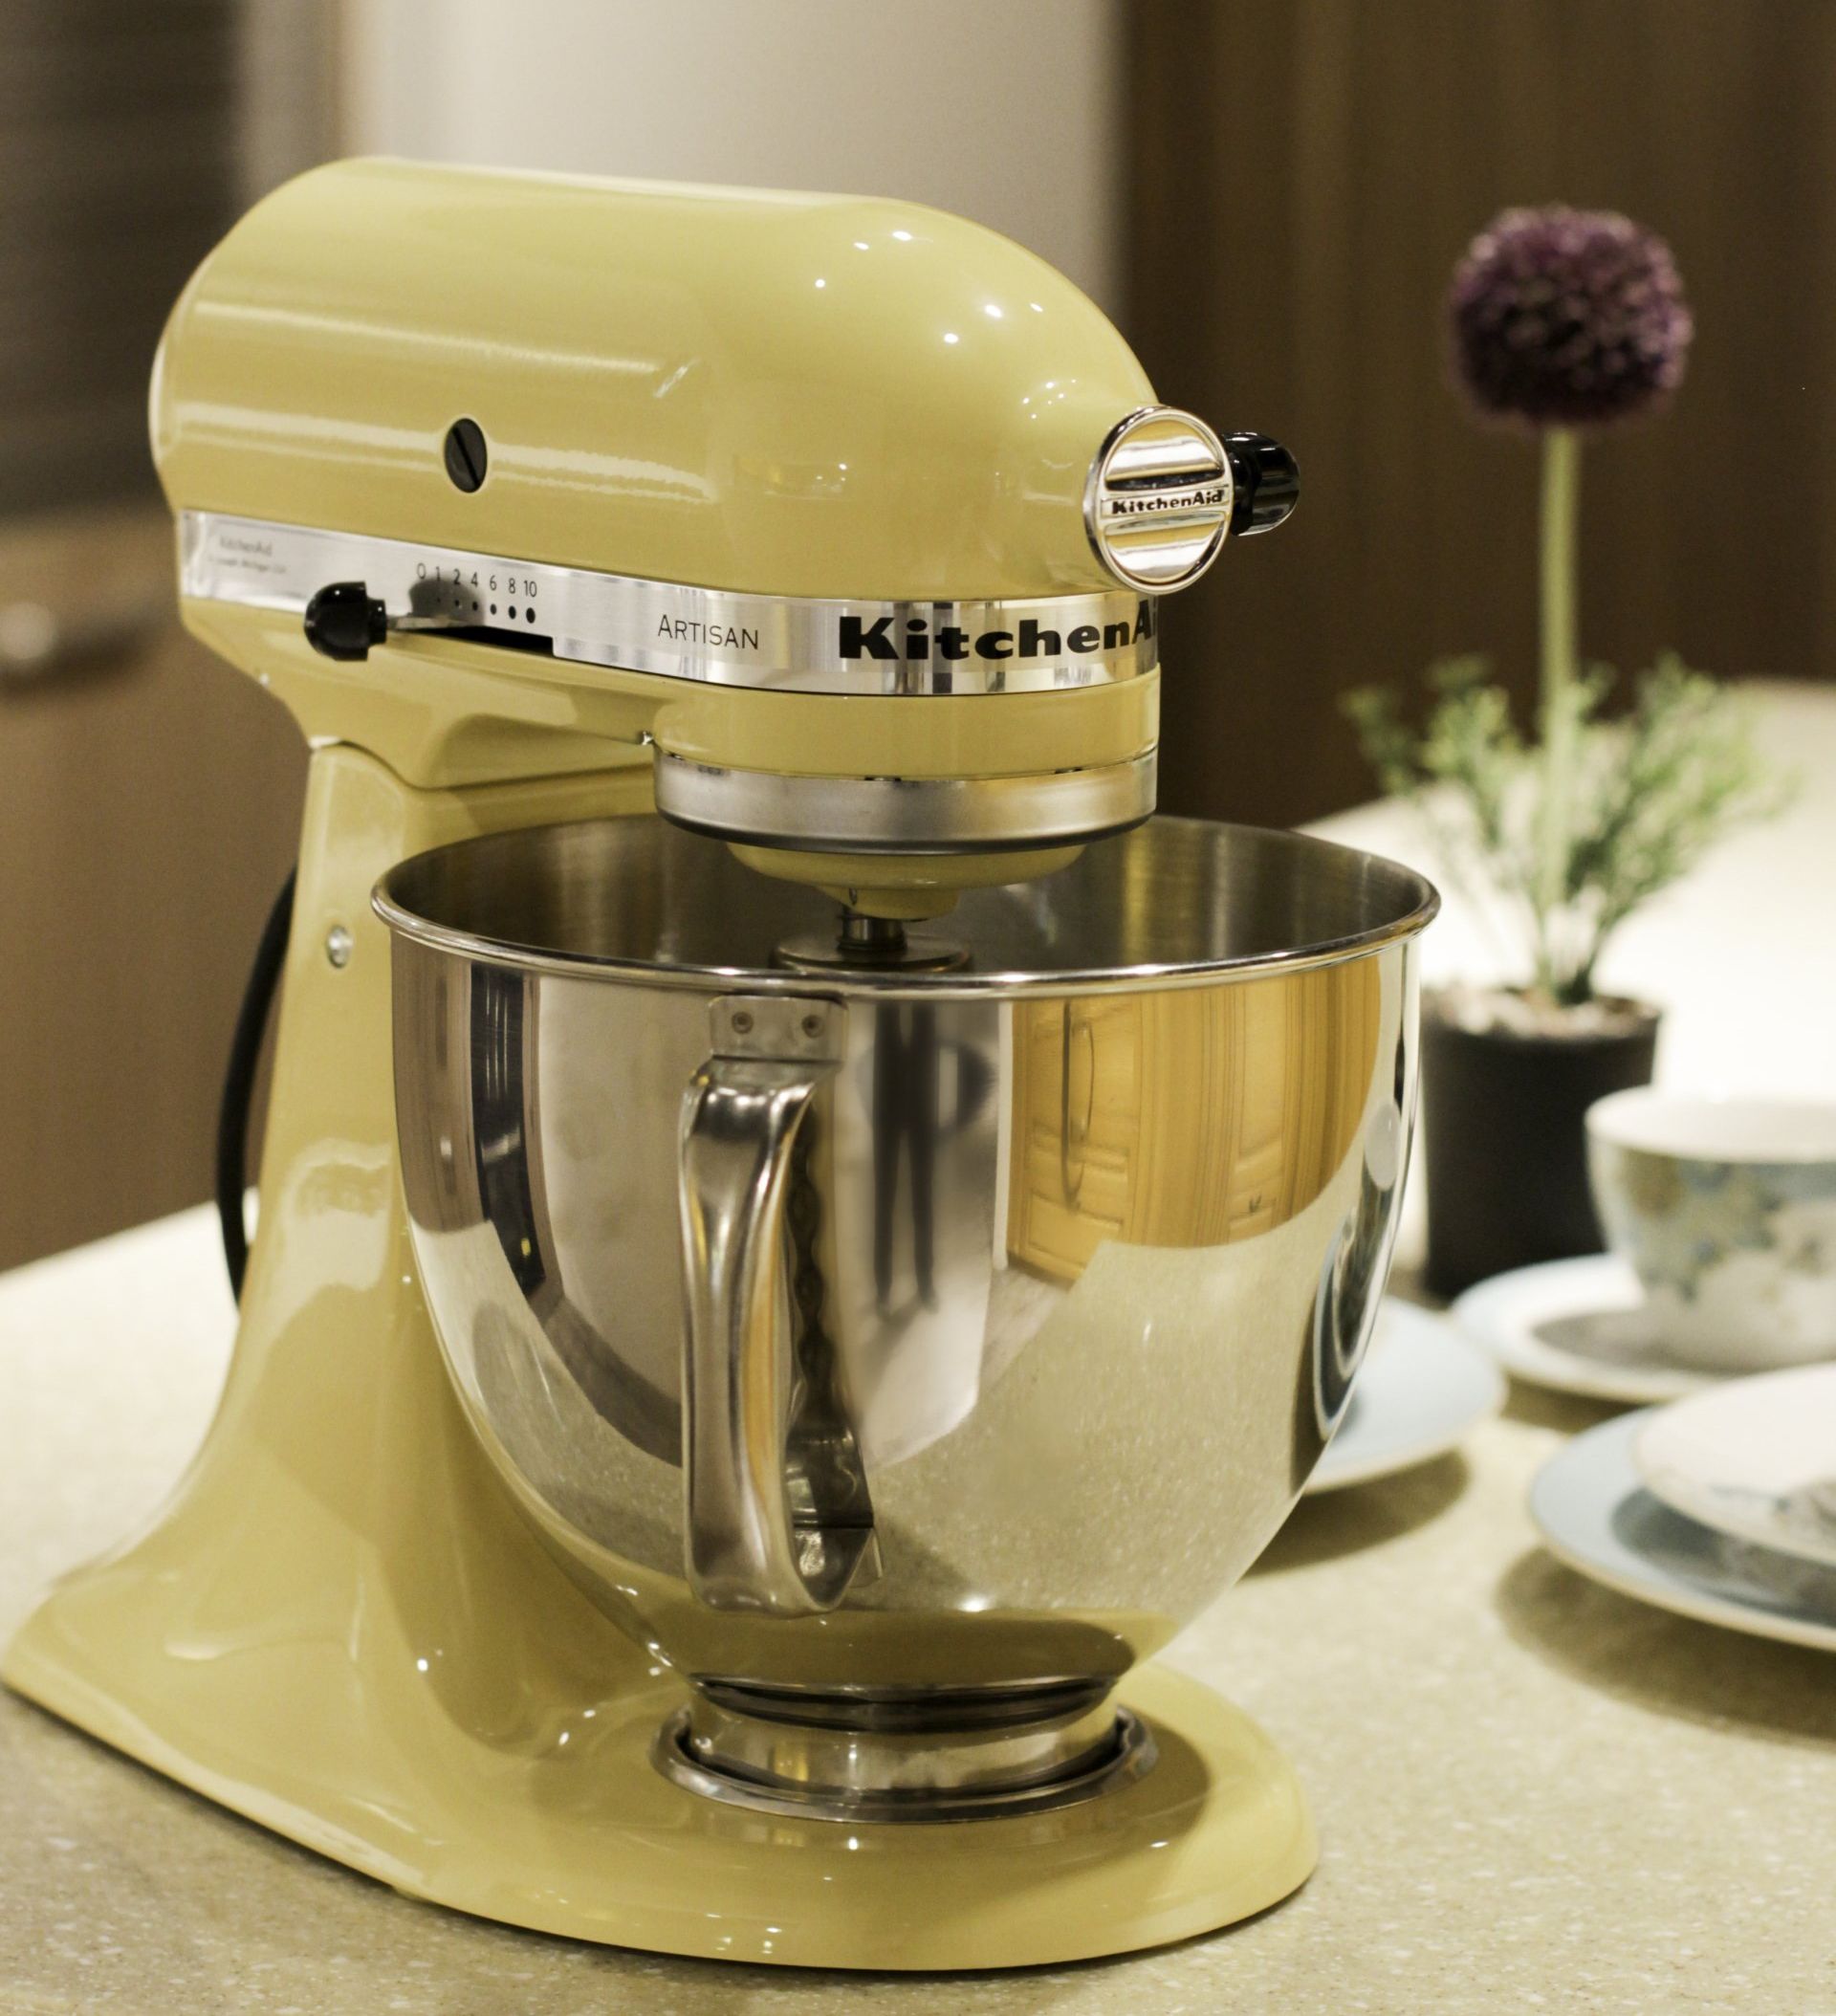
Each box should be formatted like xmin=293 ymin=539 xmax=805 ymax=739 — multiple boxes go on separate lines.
xmin=838 ymin=604 xmax=1154 ymax=663
xmin=1103 ymin=482 xmax=1229 ymax=518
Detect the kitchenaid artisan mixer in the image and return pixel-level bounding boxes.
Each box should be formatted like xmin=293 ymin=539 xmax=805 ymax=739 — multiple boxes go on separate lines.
xmin=3 ymin=160 xmax=1435 ymax=1969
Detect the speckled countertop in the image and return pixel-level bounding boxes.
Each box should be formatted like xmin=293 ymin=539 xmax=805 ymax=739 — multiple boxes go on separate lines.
xmin=2 ymin=1208 xmax=1832 ymax=2015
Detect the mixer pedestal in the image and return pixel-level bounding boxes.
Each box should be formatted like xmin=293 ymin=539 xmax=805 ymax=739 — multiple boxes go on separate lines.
xmin=11 ymin=1621 xmax=1311 ymax=1970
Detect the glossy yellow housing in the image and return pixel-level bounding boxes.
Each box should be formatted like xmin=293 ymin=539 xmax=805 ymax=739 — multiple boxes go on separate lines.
xmin=152 ymin=159 xmax=1175 ymax=909
xmin=152 ymin=158 xmax=1156 ymax=602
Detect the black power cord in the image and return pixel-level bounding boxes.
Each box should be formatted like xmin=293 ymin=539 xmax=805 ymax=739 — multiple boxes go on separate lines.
xmin=216 ymin=866 xmax=296 ymax=1301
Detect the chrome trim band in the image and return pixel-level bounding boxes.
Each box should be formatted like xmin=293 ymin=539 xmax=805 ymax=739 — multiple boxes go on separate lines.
xmin=653 ymin=1702 xmax=1155 ymax=1825
xmin=179 ymin=511 xmax=1157 ymax=696
xmin=652 ymin=750 xmax=1157 ymax=854
xmin=693 ymin=1674 xmax=1113 ymax=1733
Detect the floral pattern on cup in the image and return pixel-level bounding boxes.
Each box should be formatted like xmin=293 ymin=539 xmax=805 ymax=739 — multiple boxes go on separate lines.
xmin=1585 ymin=1094 xmax=1836 ymax=1371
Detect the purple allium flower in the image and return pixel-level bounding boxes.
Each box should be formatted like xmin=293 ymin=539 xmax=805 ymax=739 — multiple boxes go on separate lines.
xmin=1448 ymin=207 xmax=1693 ymax=429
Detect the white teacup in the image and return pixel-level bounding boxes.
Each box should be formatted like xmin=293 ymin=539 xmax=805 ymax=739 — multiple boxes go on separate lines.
xmin=1586 ymin=1090 xmax=1836 ymax=1370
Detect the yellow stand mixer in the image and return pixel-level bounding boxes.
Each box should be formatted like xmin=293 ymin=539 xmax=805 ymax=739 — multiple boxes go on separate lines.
xmin=3 ymin=161 xmax=1434 ymax=1970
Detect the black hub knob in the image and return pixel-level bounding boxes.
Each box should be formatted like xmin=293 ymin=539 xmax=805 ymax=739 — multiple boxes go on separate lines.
xmin=1225 ymin=433 xmax=1300 ymax=537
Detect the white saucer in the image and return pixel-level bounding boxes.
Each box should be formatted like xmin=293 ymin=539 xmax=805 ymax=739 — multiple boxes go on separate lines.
xmin=1307 ymin=1302 xmax=1504 ymax=1492
xmin=1633 ymin=1365 xmax=1836 ymax=1570
xmin=1529 ymin=1412 xmax=1836 ymax=1654
xmin=1454 ymin=1254 xmax=1716 ymax=1406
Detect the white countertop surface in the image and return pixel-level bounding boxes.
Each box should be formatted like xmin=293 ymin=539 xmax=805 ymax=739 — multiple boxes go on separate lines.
xmin=2 ymin=683 xmax=1833 ymax=2013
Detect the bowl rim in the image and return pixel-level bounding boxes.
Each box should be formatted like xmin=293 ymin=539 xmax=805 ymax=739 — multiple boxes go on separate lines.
xmin=372 ymin=814 xmax=1441 ymax=999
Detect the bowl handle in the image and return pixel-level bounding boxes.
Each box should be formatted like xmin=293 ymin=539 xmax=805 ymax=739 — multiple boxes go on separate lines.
xmin=678 ymin=993 xmax=871 ymax=1614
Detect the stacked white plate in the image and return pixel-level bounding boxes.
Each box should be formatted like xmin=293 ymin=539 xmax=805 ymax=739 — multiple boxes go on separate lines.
xmin=1305 ymin=1301 xmax=1504 ymax=1494
xmin=1454 ymin=1253 xmax=1714 ymax=1406
xmin=1529 ymin=1363 xmax=1836 ymax=1650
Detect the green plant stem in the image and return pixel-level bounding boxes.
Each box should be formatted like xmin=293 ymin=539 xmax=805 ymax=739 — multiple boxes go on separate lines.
xmin=1536 ymin=425 xmax=1582 ymax=996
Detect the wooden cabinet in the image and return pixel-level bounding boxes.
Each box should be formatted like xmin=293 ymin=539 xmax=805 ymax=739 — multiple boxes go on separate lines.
xmin=1128 ymin=0 xmax=1836 ymax=829
xmin=0 ymin=506 xmax=306 ymax=1270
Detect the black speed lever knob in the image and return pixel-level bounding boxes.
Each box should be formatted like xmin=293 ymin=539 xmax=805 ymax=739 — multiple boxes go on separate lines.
xmin=1224 ymin=433 xmax=1300 ymax=537
xmin=304 ymin=581 xmax=388 ymax=661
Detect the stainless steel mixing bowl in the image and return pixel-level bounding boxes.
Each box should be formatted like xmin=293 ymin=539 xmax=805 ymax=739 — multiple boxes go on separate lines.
xmin=376 ymin=815 xmax=1435 ymax=1817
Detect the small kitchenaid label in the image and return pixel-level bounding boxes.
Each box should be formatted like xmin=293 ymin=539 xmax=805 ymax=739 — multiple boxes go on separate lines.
xmin=203 ymin=527 xmax=289 ymax=581
xmin=1101 ymin=482 xmax=1229 ymax=519
xmin=1083 ymin=405 xmax=1235 ymax=590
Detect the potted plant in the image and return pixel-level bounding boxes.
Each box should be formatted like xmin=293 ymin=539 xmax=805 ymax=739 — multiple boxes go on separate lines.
xmin=1347 ymin=207 xmax=1787 ymax=1295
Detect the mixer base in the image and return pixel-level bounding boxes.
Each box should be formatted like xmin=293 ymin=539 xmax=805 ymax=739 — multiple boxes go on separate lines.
xmin=10 ymin=1633 xmax=1312 ymax=1970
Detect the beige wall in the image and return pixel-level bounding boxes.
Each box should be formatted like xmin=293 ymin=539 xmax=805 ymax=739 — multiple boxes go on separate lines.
xmin=342 ymin=0 xmax=1123 ymax=314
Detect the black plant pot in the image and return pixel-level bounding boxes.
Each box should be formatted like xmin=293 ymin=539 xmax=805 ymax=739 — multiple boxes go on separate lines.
xmin=1422 ymin=991 xmax=1661 ymax=1298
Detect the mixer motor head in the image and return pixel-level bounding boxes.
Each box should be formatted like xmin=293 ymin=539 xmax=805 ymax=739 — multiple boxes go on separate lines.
xmin=153 ymin=161 xmax=1298 ymax=920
